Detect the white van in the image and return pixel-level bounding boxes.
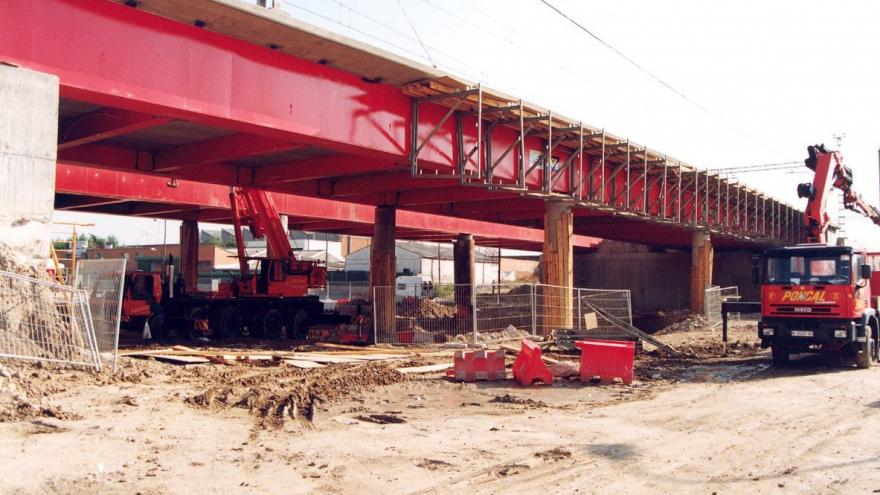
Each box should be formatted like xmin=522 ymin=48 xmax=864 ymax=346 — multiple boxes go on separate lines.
xmin=396 ymin=275 xmax=434 ymax=300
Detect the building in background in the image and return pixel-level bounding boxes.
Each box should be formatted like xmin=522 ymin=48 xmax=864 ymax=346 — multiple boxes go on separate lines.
xmin=344 ymin=241 xmax=523 ymax=284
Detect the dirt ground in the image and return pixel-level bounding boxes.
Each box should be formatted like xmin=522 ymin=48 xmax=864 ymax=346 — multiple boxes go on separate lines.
xmin=3 ymin=322 xmax=880 ymax=494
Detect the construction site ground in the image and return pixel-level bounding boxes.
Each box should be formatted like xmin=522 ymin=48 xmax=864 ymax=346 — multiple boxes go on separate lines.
xmin=3 ymin=322 xmax=880 ymax=494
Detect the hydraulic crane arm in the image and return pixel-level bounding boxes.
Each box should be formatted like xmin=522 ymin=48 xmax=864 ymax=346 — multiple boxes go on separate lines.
xmin=798 ymin=144 xmax=880 ymax=243
xmin=229 ymin=187 xmax=326 ymax=288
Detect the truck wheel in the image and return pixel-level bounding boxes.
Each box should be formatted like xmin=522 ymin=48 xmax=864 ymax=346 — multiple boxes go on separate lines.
xmin=256 ymin=308 xmax=284 ymax=340
xmin=856 ymin=333 xmax=872 ymax=369
xmin=771 ymin=344 xmax=789 ymax=365
xmin=288 ymin=309 xmax=311 ymax=341
xmin=216 ymin=306 xmax=243 ymax=339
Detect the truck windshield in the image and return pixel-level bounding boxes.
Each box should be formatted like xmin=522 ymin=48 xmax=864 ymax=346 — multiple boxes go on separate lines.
xmin=765 ymin=253 xmax=851 ymax=285
xmin=128 ymin=275 xmax=154 ymax=300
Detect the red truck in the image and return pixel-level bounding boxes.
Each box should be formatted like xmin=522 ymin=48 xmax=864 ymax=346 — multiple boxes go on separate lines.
xmin=120 ymin=187 xmax=329 ymax=340
xmin=757 ymin=145 xmax=880 ymax=367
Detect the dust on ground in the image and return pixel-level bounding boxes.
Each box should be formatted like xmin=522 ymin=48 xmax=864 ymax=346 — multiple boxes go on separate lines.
xmin=647 ymin=309 xmax=761 ymax=358
xmin=5 ymin=320 xmax=878 ymax=494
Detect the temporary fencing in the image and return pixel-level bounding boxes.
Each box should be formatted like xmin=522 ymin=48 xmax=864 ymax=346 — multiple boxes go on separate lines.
xmin=373 ymin=282 xmax=632 ymax=344
xmin=0 ymin=270 xmax=100 ymax=369
xmin=704 ymin=286 xmax=740 ymax=328
xmin=75 ymin=259 xmax=127 ymax=371
xmin=311 ymin=281 xmax=371 ymax=302
xmin=577 ymin=288 xmax=634 ymax=338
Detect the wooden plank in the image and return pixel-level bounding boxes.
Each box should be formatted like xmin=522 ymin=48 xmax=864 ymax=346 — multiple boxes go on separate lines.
xmin=284 ymin=359 xmax=327 ymax=369
xmin=284 ymin=354 xmax=367 ymax=364
xmin=118 ymin=347 xmax=175 ymax=357
xmin=314 ymin=343 xmax=411 ymax=354
xmin=137 ymin=354 xmax=212 ymax=365
xmin=499 ymin=344 xmax=561 ymax=365
xmin=395 ymin=363 xmax=452 ymax=374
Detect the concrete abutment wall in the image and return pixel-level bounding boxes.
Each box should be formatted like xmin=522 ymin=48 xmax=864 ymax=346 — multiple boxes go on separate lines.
xmin=0 ymin=65 xmax=59 ymax=264
xmin=574 ymin=240 xmax=758 ymax=314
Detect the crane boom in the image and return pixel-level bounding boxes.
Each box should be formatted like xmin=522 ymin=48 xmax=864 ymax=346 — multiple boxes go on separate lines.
xmin=230 ymin=186 xmax=326 ymax=289
xmin=798 ymin=144 xmax=880 ymax=243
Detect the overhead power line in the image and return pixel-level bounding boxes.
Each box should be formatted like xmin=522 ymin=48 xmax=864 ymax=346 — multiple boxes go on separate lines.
xmin=537 ymin=0 xmax=745 ymax=135
xmin=712 ymin=161 xmax=803 ymax=174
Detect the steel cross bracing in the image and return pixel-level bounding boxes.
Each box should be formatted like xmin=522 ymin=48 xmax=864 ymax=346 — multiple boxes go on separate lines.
xmin=404 ymin=79 xmax=800 ymax=244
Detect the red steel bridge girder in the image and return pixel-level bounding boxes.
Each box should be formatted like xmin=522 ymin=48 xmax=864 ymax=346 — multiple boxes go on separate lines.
xmin=1 ymin=0 xmax=798 ymax=247
xmin=56 ymin=163 xmax=600 ymax=251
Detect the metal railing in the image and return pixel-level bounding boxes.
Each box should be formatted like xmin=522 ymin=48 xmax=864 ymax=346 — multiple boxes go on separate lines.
xmin=75 ymin=259 xmax=127 ymax=371
xmin=372 ymin=282 xmax=632 ymax=344
xmin=0 ymin=270 xmax=100 ymax=369
xmin=310 ymin=281 xmax=371 ymax=302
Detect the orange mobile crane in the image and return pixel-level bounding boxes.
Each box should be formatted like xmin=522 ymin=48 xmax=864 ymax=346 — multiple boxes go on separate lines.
xmin=756 ymin=145 xmax=880 ymax=367
xmin=122 ymin=187 xmax=328 ymax=340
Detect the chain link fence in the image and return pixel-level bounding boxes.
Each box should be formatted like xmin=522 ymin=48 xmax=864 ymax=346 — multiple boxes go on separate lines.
xmin=0 ymin=270 xmax=100 ymax=369
xmin=75 ymin=259 xmax=127 ymax=371
xmin=373 ymin=282 xmax=633 ymax=345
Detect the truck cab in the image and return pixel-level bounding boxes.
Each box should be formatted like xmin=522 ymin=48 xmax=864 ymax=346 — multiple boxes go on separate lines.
xmin=757 ymin=244 xmax=878 ymax=367
xmin=121 ymin=271 xmax=162 ymax=326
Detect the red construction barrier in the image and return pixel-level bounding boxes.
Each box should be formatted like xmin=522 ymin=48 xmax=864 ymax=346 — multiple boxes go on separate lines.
xmin=575 ymin=339 xmax=635 ymax=384
xmin=511 ymin=339 xmax=553 ymax=386
xmin=452 ymin=349 xmax=506 ymax=382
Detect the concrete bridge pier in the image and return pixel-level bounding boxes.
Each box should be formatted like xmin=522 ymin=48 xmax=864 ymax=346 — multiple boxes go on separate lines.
xmin=0 ymin=65 xmax=59 ymax=263
xmin=690 ymin=230 xmax=714 ymax=313
xmin=453 ymin=233 xmax=475 ymax=322
xmin=370 ymin=205 xmax=396 ymax=337
xmin=542 ymin=201 xmax=574 ymax=333
xmin=179 ymin=220 xmax=199 ymax=291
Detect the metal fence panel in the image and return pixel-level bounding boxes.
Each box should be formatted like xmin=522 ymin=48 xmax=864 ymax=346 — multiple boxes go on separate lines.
xmin=372 ymin=282 xmax=634 ymax=344
xmin=312 ymin=281 xmax=372 ymax=302
xmin=0 ymin=270 xmax=100 ymax=369
xmin=373 ymin=284 xmax=473 ymax=344
xmin=75 ymin=259 xmax=126 ymax=371
xmin=705 ymin=286 xmax=739 ymax=328
xmin=475 ymin=283 xmax=537 ymax=340
xmin=577 ymin=288 xmax=634 ymax=338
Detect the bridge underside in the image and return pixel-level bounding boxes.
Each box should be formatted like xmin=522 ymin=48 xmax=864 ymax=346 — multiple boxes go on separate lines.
xmin=55 ymin=163 xmax=600 ymax=252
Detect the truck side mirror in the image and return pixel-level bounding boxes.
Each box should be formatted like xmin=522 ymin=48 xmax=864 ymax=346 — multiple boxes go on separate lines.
xmin=861 ymin=264 xmax=872 ymax=280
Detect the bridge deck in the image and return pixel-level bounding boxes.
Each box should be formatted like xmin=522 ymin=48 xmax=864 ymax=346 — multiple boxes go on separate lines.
xmin=0 ymin=0 xmax=800 ymax=249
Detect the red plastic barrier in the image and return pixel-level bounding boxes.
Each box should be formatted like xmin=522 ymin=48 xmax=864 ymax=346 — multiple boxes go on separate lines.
xmin=575 ymin=339 xmax=635 ymax=384
xmin=511 ymin=339 xmax=553 ymax=386
xmin=452 ymin=349 xmax=506 ymax=382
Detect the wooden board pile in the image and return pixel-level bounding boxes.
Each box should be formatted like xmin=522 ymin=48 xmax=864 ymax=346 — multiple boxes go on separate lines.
xmin=121 ymin=343 xmax=452 ymax=375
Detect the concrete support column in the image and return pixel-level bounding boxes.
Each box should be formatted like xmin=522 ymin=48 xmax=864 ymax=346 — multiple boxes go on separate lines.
xmin=690 ymin=230 xmax=714 ymax=313
xmin=453 ymin=233 xmax=475 ymax=320
xmin=370 ymin=206 xmax=396 ymax=337
xmin=0 ymin=66 xmax=59 ymax=263
xmin=542 ymin=201 xmax=574 ymax=332
xmin=179 ymin=220 xmax=199 ymax=292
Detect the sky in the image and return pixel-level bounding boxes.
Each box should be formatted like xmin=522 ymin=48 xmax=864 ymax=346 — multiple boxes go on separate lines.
xmin=56 ymin=0 xmax=880 ymax=247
